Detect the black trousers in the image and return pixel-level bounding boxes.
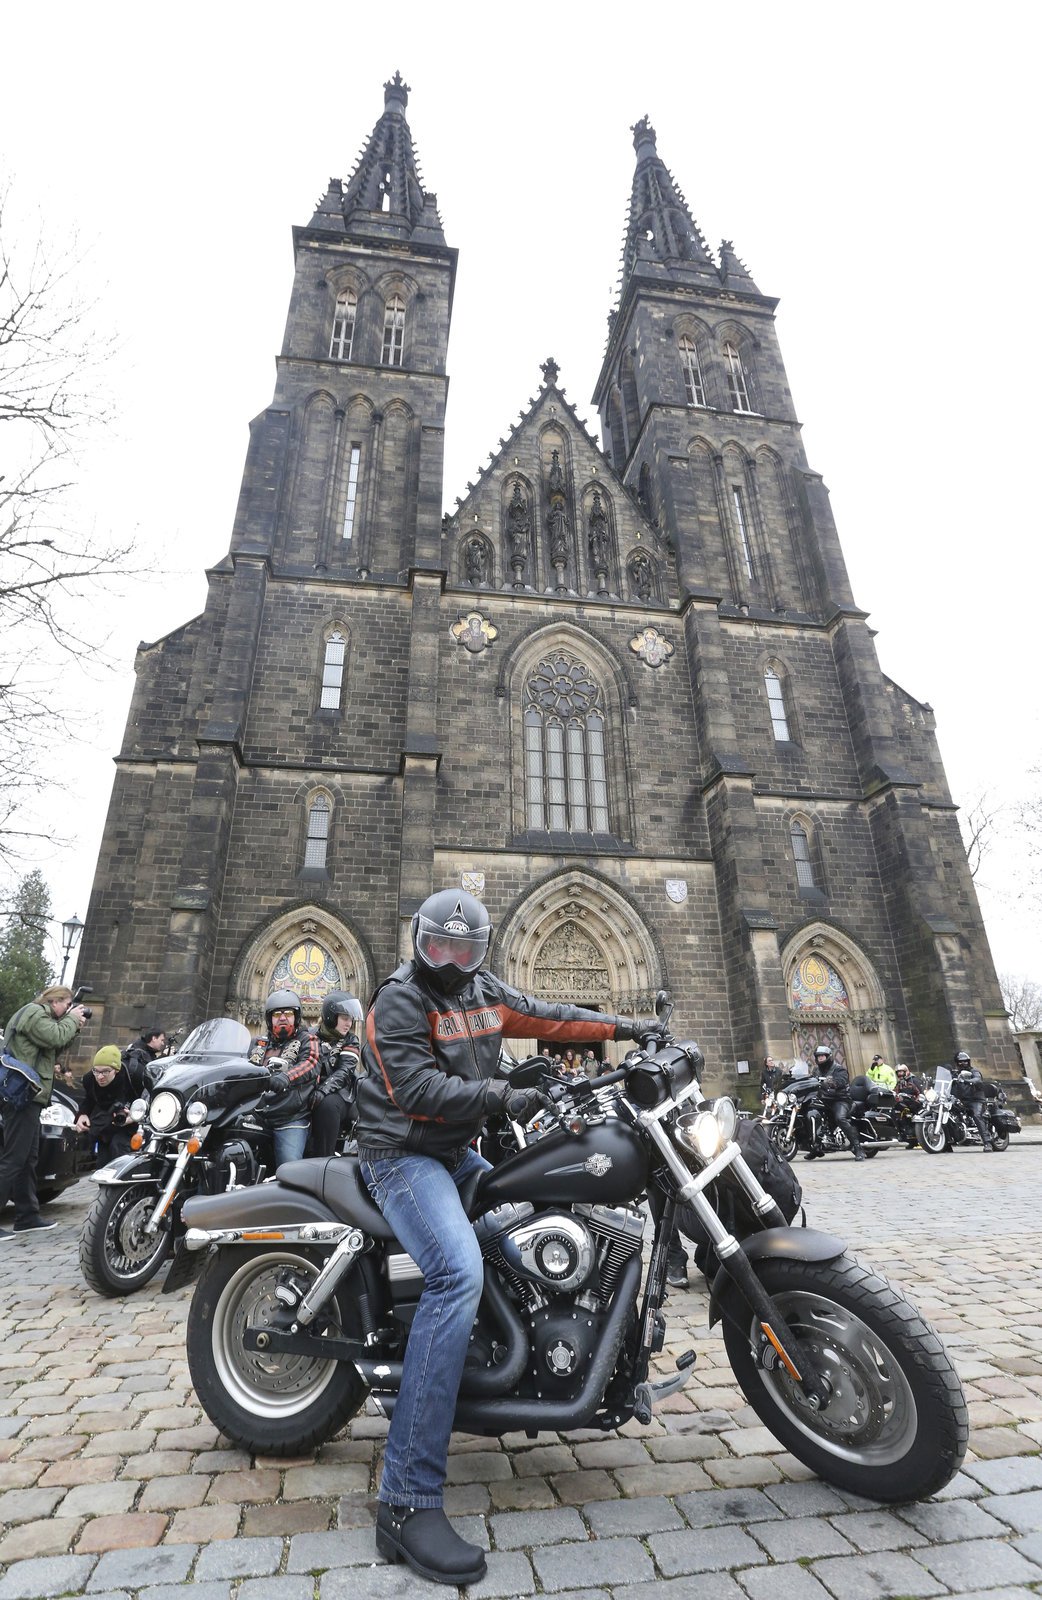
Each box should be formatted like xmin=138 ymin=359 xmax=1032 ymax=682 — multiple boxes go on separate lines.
xmin=308 ymin=1093 xmax=352 ymax=1158
xmin=0 ymin=1102 xmax=42 ymax=1223
xmin=964 ymin=1099 xmax=991 ymax=1146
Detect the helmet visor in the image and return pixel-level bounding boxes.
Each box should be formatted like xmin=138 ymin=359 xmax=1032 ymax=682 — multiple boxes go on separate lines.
xmin=416 ymin=915 xmax=489 ymax=974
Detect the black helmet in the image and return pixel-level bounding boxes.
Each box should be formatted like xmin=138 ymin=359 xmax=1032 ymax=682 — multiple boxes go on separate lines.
xmin=265 ymin=988 xmax=302 ymax=1041
xmin=321 ymin=991 xmax=364 ymax=1033
xmin=411 ymin=889 xmax=492 ymax=994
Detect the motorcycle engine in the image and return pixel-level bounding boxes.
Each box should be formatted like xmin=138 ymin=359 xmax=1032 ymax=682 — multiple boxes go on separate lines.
xmin=475 ymin=1200 xmax=644 ymax=1306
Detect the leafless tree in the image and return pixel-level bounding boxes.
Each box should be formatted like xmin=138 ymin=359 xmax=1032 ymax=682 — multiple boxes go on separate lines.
xmin=1000 ymin=973 xmax=1042 ymax=1032
xmin=960 ymin=790 xmax=999 ymax=881
xmin=0 ymin=182 xmax=133 ymax=866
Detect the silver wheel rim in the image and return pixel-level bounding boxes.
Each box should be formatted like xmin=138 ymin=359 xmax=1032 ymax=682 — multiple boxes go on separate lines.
xmin=921 ymin=1123 xmax=945 ymax=1152
xmin=211 ymin=1250 xmax=338 ymax=1419
xmin=751 ymin=1288 xmax=918 ymax=1466
xmin=103 ymin=1189 xmax=168 ymax=1280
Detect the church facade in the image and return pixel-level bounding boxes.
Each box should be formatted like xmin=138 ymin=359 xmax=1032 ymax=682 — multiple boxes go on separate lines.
xmin=77 ymin=75 xmax=1017 ymax=1090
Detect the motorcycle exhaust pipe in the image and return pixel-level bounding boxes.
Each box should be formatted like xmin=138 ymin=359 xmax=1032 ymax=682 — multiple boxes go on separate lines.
xmin=378 ymin=1254 xmax=643 ymax=1434
xmin=354 ymin=1267 xmax=529 ymax=1398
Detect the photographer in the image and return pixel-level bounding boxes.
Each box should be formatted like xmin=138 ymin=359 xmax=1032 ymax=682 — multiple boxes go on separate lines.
xmin=0 ymin=985 xmax=90 ymax=1238
xmin=76 ymin=1046 xmax=139 ymax=1163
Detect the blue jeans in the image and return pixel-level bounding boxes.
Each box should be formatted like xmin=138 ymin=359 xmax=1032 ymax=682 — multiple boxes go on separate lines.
xmin=273 ymin=1122 xmax=309 ymax=1166
xmin=361 ymin=1146 xmax=488 ymax=1506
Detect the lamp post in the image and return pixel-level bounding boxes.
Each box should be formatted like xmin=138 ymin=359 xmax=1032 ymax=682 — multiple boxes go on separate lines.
xmin=60 ymin=913 xmax=84 ymax=986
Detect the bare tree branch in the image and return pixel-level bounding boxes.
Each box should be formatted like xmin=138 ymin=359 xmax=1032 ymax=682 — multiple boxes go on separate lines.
xmin=1000 ymin=973 xmax=1042 ymax=1032
xmin=960 ymin=790 xmax=1000 ymax=881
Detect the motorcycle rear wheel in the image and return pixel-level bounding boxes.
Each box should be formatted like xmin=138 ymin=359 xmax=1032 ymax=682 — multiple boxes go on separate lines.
xmin=187 ymin=1245 xmax=366 ymax=1455
xmin=80 ymin=1183 xmax=172 ymax=1296
xmin=916 ymin=1121 xmax=947 ymax=1154
xmin=989 ymin=1130 xmax=1010 ymax=1153
xmin=721 ymin=1253 xmax=967 ymax=1501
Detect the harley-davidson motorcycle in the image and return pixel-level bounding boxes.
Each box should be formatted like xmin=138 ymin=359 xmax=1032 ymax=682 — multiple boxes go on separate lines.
xmin=79 ymin=1019 xmax=276 ymax=1296
xmin=765 ymin=1074 xmax=913 ymax=1161
xmin=180 ymin=1017 xmax=967 ymax=1502
xmin=915 ymin=1065 xmax=1021 ymax=1154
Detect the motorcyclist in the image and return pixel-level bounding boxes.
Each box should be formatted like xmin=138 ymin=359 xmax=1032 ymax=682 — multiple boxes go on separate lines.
xmin=805 ymin=1044 xmax=865 ymax=1161
xmin=893 ymin=1063 xmax=922 ymax=1146
xmin=355 ymin=887 xmax=667 ymax=1587
xmin=248 ymin=989 xmax=321 ymax=1166
xmin=308 ymin=991 xmax=364 ymax=1157
xmin=950 ymin=1051 xmax=993 ymax=1151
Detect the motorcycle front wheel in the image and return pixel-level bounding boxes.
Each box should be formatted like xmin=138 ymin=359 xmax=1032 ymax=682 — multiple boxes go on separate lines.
xmin=989 ymin=1130 xmax=1010 ymax=1152
xmin=916 ymin=1119 xmax=947 ymax=1154
xmin=721 ymin=1253 xmax=967 ymax=1501
xmin=80 ymin=1183 xmax=172 ymax=1296
xmin=187 ymin=1245 xmax=366 ymax=1456
xmin=770 ymin=1125 xmax=798 ymax=1162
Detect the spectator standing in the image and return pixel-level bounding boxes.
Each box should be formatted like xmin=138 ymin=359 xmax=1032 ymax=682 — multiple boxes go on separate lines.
xmin=123 ymin=1027 xmax=168 ymax=1092
xmin=0 ymin=985 xmax=89 ymax=1237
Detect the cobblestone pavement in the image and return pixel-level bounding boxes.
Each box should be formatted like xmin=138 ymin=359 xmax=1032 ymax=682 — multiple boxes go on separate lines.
xmin=1 ymin=1134 xmax=1040 ymax=1600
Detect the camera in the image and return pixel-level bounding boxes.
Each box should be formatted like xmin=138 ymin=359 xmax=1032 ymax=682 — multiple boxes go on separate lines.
xmin=73 ymin=983 xmax=93 ymax=1021
xmin=110 ymin=1104 xmax=131 ymax=1127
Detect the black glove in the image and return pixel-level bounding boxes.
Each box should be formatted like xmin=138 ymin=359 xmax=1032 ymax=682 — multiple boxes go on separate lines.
xmin=627 ymin=1018 xmax=668 ymax=1048
xmin=505 ymin=1087 xmax=547 ymax=1122
xmin=267 ymin=1071 xmax=289 ymax=1095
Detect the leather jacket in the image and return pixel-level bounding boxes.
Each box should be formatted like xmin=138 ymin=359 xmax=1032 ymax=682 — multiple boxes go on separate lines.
xmin=355 ymin=962 xmax=634 ymax=1164
xmin=248 ymin=1027 xmax=321 ymax=1126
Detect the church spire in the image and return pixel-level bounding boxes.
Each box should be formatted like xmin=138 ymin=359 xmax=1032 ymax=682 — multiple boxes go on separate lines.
xmin=309 ymin=73 xmax=445 ymax=245
xmin=619 ymin=116 xmax=717 ymax=292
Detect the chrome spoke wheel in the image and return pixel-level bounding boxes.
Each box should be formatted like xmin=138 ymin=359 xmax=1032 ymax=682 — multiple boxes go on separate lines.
xmin=104 ymin=1189 xmax=168 ymax=1277
xmin=211 ymin=1250 xmax=338 ymax=1420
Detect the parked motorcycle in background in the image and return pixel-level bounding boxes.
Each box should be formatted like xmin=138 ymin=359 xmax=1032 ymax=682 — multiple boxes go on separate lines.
xmin=79 ymin=1019 xmax=276 ymax=1296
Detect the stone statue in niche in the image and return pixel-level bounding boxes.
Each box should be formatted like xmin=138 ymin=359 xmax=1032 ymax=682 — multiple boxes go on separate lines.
xmin=464 ymin=537 xmax=488 ymax=586
xmin=587 ymin=492 xmax=610 ymax=590
xmin=547 ymin=500 xmax=569 ymax=567
xmin=629 ymin=549 xmax=653 ymax=601
xmin=548 ymin=448 xmax=565 ymax=496
xmin=507 ymin=482 xmax=531 ymax=585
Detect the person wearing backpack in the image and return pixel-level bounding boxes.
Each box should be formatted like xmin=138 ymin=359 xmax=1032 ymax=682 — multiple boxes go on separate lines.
xmin=0 ymin=985 xmax=90 ymax=1237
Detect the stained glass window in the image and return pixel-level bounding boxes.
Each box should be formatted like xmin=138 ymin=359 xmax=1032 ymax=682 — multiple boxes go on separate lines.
xmin=524 ymin=655 xmax=609 ymax=833
xmin=329 ymin=289 xmax=356 ymax=360
xmin=270 ymin=941 xmax=343 ymax=1004
xmin=790 ymin=954 xmax=850 ymax=1010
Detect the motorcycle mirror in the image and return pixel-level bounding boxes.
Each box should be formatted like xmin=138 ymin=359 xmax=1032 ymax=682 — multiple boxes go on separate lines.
xmin=504 ymin=1056 xmax=552 ymax=1089
xmin=655 ymin=990 xmax=674 ymax=1026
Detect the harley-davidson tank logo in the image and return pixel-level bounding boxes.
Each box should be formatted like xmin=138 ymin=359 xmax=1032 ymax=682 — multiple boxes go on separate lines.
xmin=584 ymin=1153 xmax=613 ymax=1177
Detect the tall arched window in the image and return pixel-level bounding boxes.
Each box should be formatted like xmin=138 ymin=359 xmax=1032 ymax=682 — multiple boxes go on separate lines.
xmin=764 ymin=665 xmax=792 ymax=741
xmin=320 ymin=632 xmax=346 ymax=710
xmin=381 ymin=295 xmax=405 ymax=367
xmin=303 ymin=796 xmax=331 ymax=870
xmin=524 ymin=654 xmax=609 ymax=833
xmin=678 ymin=334 xmax=705 ymax=407
xmin=329 ymin=290 xmax=356 ymax=360
xmin=724 ymin=341 xmax=752 ymax=412
xmin=790 ymin=819 xmax=817 ymax=890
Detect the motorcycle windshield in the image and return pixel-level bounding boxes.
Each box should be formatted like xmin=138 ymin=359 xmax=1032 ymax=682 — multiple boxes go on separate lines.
xmin=933 ymin=1065 xmax=952 ymax=1090
xmin=169 ymin=1018 xmax=254 ymax=1064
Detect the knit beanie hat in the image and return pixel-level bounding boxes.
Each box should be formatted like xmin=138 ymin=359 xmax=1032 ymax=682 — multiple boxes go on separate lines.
xmin=93 ymin=1045 xmax=122 ymax=1070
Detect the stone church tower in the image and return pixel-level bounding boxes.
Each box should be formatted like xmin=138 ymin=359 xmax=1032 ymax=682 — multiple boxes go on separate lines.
xmin=77 ymin=76 xmax=1017 ymax=1090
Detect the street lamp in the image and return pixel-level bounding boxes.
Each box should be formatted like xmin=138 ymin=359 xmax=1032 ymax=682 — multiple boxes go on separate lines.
xmin=60 ymin=913 xmax=84 ymax=985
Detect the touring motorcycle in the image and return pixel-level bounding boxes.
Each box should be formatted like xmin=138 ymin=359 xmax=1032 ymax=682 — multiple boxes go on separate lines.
xmin=79 ymin=1019 xmax=276 ymax=1295
xmin=180 ymin=1011 xmax=967 ymax=1502
xmin=915 ymin=1065 xmax=1021 ymax=1154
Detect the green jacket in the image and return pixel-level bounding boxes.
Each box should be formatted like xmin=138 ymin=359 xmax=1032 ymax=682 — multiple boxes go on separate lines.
xmin=3 ymin=1002 xmax=81 ymax=1106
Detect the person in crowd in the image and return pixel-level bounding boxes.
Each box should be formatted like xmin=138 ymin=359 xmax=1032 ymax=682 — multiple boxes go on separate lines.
xmin=760 ymin=1055 xmax=782 ymax=1100
xmin=0 ymin=985 xmax=90 ymax=1237
xmin=355 ymin=887 xmax=666 ymax=1586
xmin=52 ymin=1059 xmax=85 ymax=1108
xmin=75 ymin=1046 xmax=139 ymax=1163
xmin=582 ymin=1049 xmax=598 ymax=1076
xmin=867 ymin=1054 xmax=897 ymax=1091
xmin=309 ymin=992 xmax=364 ymax=1157
xmin=123 ymin=1026 xmax=168 ymax=1090
xmin=806 ymin=1043 xmax=865 ymax=1161
xmin=951 ymin=1050 xmax=993 ymax=1151
xmin=249 ymin=990 xmax=321 ymax=1165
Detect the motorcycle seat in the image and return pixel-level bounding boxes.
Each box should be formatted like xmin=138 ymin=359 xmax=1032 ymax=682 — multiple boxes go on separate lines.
xmin=277 ymin=1157 xmax=397 ymax=1240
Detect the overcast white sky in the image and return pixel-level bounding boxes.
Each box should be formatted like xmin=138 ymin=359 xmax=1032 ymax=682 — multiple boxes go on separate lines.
xmin=2 ymin=0 xmax=1040 ymax=998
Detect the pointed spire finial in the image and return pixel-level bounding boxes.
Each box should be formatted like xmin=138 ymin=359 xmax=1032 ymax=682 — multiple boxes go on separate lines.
xmin=631 ymin=115 xmax=657 ymax=156
xmin=540 ymin=356 xmax=560 ymax=387
xmin=383 ymin=70 xmax=410 ymax=111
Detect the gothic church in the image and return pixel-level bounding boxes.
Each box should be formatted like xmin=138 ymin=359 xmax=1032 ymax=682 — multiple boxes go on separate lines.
xmin=78 ymin=74 xmax=1017 ymax=1091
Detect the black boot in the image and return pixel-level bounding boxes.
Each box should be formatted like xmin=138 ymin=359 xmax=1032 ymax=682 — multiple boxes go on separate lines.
xmin=376 ymin=1503 xmax=486 ymax=1587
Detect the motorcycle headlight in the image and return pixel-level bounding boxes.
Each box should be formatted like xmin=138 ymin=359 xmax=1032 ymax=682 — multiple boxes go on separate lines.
xmin=775 ymin=1091 xmax=788 ymax=1106
xmin=130 ymin=1097 xmax=148 ymax=1123
xmin=924 ymin=1088 xmax=937 ymax=1105
xmin=40 ymin=1103 xmax=75 ymax=1128
xmin=186 ymin=1101 xmax=207 ymax=1126
xmin=148 ymin=1091 xmax=181 ymax=1132
xmin=676 ymin=1098 xmax=738 ymax=1162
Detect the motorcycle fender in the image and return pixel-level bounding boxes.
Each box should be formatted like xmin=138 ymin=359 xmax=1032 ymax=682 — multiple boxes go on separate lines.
xmin=90 ymin=1154 xmax=164 ymax=1186
xmin=180 ymin=1183 xmax=337 ymax=1233
xmin=709 ymin=1226 xmax=846 ymax=1328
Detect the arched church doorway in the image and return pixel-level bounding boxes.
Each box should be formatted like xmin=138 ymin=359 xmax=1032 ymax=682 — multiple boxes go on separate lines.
xmin=782 ymin=924 xmax=892 ymax=1073
xmin=494 ymin=870 xmax=663 ymax=1065
xmin=227 ymin=906 xmax=373 ymax=1029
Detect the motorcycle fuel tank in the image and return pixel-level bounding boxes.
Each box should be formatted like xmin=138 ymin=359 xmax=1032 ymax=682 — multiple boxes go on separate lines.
xmin=477 ymin=1118 xmax=649 ymax=1209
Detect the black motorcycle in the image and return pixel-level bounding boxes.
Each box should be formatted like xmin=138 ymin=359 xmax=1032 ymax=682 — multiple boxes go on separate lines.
xmin=179 ymin=1018 xmax=967 ymax=1503
xmin=915 ymin=1066 xmax=1021 ymax=1154
xmin=761 ymin=1074 xmax=822 ymax=1160
xmin=79 ymin=1019 xmax=276 ymax=1296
